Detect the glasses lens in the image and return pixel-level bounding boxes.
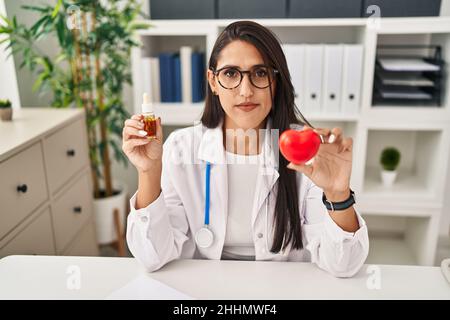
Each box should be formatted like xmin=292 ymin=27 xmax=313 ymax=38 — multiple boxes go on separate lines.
xmin=218 ymin=68 xmax=241 ymax=89
xmin=250 ymin=67 xmax=272 ymax=89
xmin=217 ymin=66 xmax=274 ymax=89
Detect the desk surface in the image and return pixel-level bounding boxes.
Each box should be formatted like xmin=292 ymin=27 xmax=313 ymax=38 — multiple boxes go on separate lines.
xmin=0 ymin=255 xmax=449 ymax=299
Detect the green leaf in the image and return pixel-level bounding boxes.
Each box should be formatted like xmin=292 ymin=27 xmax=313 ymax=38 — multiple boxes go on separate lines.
xmin=21 ymin=5 xmax=49 ymax=13
xmin=32 ymin=72 xmax=50 ymax=92
xmin=51 ymin=0 xmax=62 ymax=19
xmin=55 ymin=52 xmax=67 ymax=63
xmin=55 ymin=15 xmax=65 ymax=46
xmin=30 ymin=15 xmax=49 ymax=36
xmin=127 ymin=22 xmax=151 ymax=32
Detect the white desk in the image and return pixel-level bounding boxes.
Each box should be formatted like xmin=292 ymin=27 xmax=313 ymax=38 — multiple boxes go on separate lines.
xmin=0 ymin=255 xmax=449 ymax=299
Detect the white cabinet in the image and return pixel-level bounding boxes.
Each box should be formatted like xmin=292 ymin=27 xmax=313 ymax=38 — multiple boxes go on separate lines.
xmin=131 ymin=17 xmax=450 ymax=266
xmin=0 ymin=108 xmax=99 ymax=258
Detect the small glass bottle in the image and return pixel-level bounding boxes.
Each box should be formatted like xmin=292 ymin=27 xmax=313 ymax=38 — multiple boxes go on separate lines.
xmin=141 ymin=92 xmax=157 ymax=139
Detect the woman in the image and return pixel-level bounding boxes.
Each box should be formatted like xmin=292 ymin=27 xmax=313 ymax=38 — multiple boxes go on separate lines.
xmin=122 ymin=21 xmax=369 ymax=277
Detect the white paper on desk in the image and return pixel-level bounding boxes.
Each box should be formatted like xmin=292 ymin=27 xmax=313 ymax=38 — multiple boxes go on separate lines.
xmin=105 ymin=274 xmax=194 ymax=300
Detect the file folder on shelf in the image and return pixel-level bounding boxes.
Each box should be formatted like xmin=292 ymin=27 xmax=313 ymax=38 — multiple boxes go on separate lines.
xmin=322 ymin=45 xmax=344 ymax=113
xmin=304 ymin=45 xmax=324 ymax=114
xmin=341 ymin=44 xmax=364 ymax=115
xmin=283 ymin=44 xmax=306 ymax=110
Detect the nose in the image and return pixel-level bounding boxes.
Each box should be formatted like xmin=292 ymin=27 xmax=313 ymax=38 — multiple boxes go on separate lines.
xmin=239 ymin=73 xmax=254 ymax=98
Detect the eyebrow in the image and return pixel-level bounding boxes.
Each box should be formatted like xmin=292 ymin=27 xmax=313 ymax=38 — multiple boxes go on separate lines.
xmin=216 ymin=64 xmax=267 ymax=70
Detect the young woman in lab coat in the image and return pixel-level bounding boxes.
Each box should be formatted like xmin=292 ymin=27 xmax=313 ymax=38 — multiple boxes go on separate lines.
xmin=122 ymin=21 xmax=369 ymax=277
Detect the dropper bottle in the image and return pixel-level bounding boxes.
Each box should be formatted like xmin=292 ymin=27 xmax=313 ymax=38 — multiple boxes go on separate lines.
xmin=141 ymin=92 xmax=157 ymax=139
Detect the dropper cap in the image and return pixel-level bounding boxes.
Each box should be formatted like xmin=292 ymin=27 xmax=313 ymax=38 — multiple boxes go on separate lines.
xmin=141 ymin=92 xmax=153 ymax=113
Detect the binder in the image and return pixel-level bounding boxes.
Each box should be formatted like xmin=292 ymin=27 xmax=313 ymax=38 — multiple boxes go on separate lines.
xmin=159 ymin=53 xmax=175 ymax=102
xmin=142 ymin=57 xmax=161 ymax=103
xmin=141 ymin=57 xmax=153 ymax=101
xmin=191 ymin=52 xmax=205 ymax=102
xmin=174 ymin=54 xmax=182 ymax=102
xmin=150 ymin=57 xmax=161 ymax=103
xmin=341 ymin=45 xmax=363 ymax=115
xmin=304 ymin=45 xmax=324 ymax=113
xmin=322 ymin=44 xmax=344 ymax=113
xmin=283 ymin=44 xmax=305 ymax=110
xmin=180 ymin=46 xmax=193 ymax=103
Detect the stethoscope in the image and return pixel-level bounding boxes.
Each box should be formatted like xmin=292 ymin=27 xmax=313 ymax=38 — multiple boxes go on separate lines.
xmin=194 ymin=162 xmax=214 ymax=248
xmin=194 ymin=160 xmax=272 ymax=251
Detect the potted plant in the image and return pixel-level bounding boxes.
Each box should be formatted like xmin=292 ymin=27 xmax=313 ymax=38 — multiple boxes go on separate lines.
xmin=380 ymin=147 xmax=401 ymax=187
xmin=0 ymin=99 xmax=12 ymax=121
xmin=0 ymin=1 xmax=150 ymax=253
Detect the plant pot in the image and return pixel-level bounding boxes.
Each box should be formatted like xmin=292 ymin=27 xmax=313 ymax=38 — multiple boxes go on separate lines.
xmin=0 ymin=108 xmax=12 ymax=121
xmin=381 ymin=170 xmax=397 ymax=187
xmin=93 ymin=180 xmax=128 ymax=245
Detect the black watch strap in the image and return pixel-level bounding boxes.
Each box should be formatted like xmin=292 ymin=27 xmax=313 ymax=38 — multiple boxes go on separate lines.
xmin=322 ymin=189 xmax=355 ymax=212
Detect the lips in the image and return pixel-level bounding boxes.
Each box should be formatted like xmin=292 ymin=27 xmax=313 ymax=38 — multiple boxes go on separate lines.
xmin=236 ymin=103 xmax=259 ymax=112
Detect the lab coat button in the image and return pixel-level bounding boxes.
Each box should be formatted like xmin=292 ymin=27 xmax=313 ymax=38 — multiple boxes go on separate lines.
xmin=140 ymin=216 xmax=148 ymax=223
xmin=257 ymin=233 xmax=263 ymax=239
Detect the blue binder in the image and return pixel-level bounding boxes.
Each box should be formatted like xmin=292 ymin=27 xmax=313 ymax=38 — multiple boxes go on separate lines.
xmin=191 ymin=52 xmax=205 ymax=102
xmin=173 ymin=54 xmax=182 ymax=102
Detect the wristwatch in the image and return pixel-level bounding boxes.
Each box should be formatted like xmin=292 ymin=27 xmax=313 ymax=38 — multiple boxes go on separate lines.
xmin=322 ymin=189 xmax=356 ymax=212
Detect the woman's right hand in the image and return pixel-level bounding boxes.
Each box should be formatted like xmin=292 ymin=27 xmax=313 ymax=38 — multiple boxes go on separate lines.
xmin=122 ymin=114 xmax=163 ymax=173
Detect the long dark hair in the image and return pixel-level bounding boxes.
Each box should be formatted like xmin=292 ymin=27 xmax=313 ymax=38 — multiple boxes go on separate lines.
xmin=201 ymin=20 xmax=314 ymax=253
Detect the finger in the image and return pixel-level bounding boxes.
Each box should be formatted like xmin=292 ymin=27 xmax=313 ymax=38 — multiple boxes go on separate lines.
xmin=124 ymin=119 xmax=145 ymax=130
xmin=311 ymin=127 xmax=330 ymax=144
xmin=131 ymin=114 xmax=143 ymax=121
xmin=155 ymin=117 xmax=163 ymax=142
xmin=123 ymin=126 xmax=148 ymax=141
xmin=287 ymin=161 xmax=313 ymax=177
xmin=122 ymin=138 xmax=151 ymax=153
xmin=328 ymin=127 xmax=343 ymax=144
xmin=339 ymin=137 xmax=353 ymax=153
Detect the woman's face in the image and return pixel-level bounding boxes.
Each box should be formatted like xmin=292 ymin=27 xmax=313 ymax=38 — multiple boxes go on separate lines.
xmin=207 ymin=40 xmax=276 ymax=131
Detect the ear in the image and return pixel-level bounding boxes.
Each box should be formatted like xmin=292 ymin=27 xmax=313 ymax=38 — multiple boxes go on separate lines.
xmin=207 ymin=69 xmax=218 ymax=95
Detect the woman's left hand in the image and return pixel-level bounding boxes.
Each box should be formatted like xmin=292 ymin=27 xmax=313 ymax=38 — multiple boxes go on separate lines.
xmin=286 ymin=126 xmax=353 ymax=200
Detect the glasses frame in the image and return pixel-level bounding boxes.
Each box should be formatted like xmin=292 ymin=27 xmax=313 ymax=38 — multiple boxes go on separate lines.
xmin=211 ymin=65 xmax=279 ymax=90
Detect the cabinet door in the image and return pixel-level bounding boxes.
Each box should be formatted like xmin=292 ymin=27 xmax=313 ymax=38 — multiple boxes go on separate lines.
xmin=43 ymin=118 xmax=89 ymax=194
xmin=64 ymin=219 xmax=99 ymax=256
xmin=52 ymin=173 xmax=93 ymax=253
xmin=0 ymin=142 xmax=48 ymax=239
xmin=0 ymin=208 xmax=55 ymax=257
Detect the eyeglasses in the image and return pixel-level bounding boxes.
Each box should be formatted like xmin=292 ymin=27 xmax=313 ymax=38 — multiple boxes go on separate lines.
xmin=211 ymin=65 xmax=279 ymax=90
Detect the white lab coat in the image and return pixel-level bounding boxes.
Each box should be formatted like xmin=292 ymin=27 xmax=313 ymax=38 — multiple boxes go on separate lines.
xmin=126 ymin=118 xmax=369 ymax=277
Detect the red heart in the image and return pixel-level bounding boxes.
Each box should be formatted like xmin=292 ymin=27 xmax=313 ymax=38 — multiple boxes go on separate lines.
xmin=279 ymin=129 xmax=321 ymax=165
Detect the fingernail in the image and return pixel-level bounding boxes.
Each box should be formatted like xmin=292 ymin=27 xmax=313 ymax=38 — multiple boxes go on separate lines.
xmin=305 ymin=158 xmax=314 ymax=166
xmin=138 ymin=130 xmax=147 ymax=136
xmin=287 ymin=163 xmax=293 ymax=169
xmin=319 ymin=135 xmax=325 ymax=144
xmin=328 ymin=134 xmax=335 ymax=144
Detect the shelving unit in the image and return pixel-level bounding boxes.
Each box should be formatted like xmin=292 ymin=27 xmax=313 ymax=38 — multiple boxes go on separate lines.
xmin=130 ymin=17 xmax=450 ymax=266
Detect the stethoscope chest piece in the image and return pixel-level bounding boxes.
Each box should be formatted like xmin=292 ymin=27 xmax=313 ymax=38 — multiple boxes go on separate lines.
xmin=195 ymin=226 xmax=214 ymax=248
